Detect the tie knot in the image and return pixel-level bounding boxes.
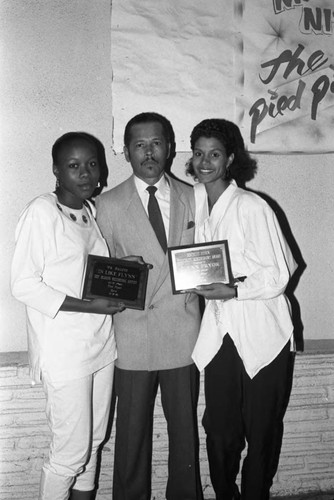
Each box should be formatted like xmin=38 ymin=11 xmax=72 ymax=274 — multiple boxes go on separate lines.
xmin=147 ymin=186 xmax=157 ymax=195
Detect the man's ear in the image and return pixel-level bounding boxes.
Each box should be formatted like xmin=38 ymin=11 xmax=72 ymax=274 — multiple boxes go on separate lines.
xmin=123 ymin=146 xmax=130 ymax=163
xmin=166 ymin=142 xmax=171 ymax=159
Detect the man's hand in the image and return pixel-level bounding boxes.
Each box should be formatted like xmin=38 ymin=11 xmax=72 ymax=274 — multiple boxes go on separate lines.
xmin=122 ymin=255 xmax=153 ymax=269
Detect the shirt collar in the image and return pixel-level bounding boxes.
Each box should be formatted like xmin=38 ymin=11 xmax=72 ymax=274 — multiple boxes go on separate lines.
xmin=134 ymin=174 xmax=169 ymax=197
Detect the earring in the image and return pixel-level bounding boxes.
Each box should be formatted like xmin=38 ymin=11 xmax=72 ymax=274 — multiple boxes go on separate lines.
xmin=97 ymin=181 xmax=101 ymax=188
xmin=55 ymin=178 xmax=60 ymax=189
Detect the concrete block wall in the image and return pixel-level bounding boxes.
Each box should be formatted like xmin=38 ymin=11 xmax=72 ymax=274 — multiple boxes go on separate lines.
xmin=1 ymin=342 xmax=333 ymax=500
xmin=271 ymin=344 xmax=334 ymax=496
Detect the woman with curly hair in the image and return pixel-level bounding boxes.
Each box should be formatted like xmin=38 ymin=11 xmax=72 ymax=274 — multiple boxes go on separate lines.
xmin=187 ymin=119 xmax=297 ymax=500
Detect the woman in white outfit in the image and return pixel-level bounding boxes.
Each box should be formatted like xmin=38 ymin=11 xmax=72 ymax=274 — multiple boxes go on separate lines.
xmin=186 ymin=119 xmax=297 ymax=500
xmin=11 ymin=132 xmax=126 ymax=500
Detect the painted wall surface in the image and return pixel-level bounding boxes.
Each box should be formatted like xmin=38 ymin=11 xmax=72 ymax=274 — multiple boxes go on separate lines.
xmin=0 ymin=0 xmax=333 ymax=352
xmin=1 ymin=0 xmax=115 ymax=351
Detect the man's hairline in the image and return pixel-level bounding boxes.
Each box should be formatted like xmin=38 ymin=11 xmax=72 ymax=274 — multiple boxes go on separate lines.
xmin=124 ymin=120 xmax=171 ymax=148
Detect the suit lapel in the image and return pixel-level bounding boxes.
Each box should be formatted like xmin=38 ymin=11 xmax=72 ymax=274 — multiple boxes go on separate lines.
xmin=168 ymin=177 xmax=186 ymax=248
xmin=125 ymin=176 xmax=165 ymax=269
xmin=123 ymin=176 xmax=189 ymax=300
xmin=150 ymin=176 xmax=187 ymax=297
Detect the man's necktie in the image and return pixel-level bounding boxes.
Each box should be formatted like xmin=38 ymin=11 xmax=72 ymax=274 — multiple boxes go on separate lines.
xmin=146 ymin=186 xmax=167 ymax=252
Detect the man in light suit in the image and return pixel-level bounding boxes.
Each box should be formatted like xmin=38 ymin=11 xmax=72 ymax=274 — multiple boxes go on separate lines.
xmin=96 ymin=112 xmax=203 ymax=500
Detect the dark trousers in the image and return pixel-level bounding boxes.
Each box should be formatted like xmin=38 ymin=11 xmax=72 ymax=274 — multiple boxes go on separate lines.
xmin=203 ymin=334 xmax=293 ymax=500
xmin=112 ymin=365 xmax=203 ymax=500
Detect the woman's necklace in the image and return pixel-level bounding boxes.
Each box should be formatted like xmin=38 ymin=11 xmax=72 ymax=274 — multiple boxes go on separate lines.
xmin=56 ymin=200 xmax=91 ymax=226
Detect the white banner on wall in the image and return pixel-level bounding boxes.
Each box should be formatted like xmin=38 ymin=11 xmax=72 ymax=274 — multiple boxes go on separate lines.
xmin=110 ymin=0 xmax=235 ymax=152
xmin=111 ymin=0 xmax=334 ymax=153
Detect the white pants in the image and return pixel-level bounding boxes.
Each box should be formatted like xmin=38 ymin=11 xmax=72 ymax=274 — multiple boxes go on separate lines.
xmin=39 ymin=362 xmax=114 ymax=500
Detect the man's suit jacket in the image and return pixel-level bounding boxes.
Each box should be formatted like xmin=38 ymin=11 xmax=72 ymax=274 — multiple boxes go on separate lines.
xmin=96 ymin=174 xmax=201 ymax=371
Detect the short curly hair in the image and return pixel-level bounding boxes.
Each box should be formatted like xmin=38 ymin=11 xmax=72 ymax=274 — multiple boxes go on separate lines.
xmin=186 ymin=119 xmax=257 ymax=185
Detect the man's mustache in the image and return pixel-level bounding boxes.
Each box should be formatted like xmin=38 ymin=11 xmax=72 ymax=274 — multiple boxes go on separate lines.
xmin=142 ymin=157 xmax=158 ymax=165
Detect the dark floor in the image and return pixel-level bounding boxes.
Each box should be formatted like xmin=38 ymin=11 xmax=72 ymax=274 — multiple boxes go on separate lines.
xmin=275 ymin=495 xmax=334 ymax=500
xmin=207 ymin=494 xmax=334 ymax=500
xmin=274 ymin=495 xmax=334 ymax=500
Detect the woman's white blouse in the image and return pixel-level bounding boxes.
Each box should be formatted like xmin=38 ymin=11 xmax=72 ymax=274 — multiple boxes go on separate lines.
xmin=192 ymin=182 xmax=297 ymax=378
xmin=11 ymin=193 xmax=116 ymax=383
